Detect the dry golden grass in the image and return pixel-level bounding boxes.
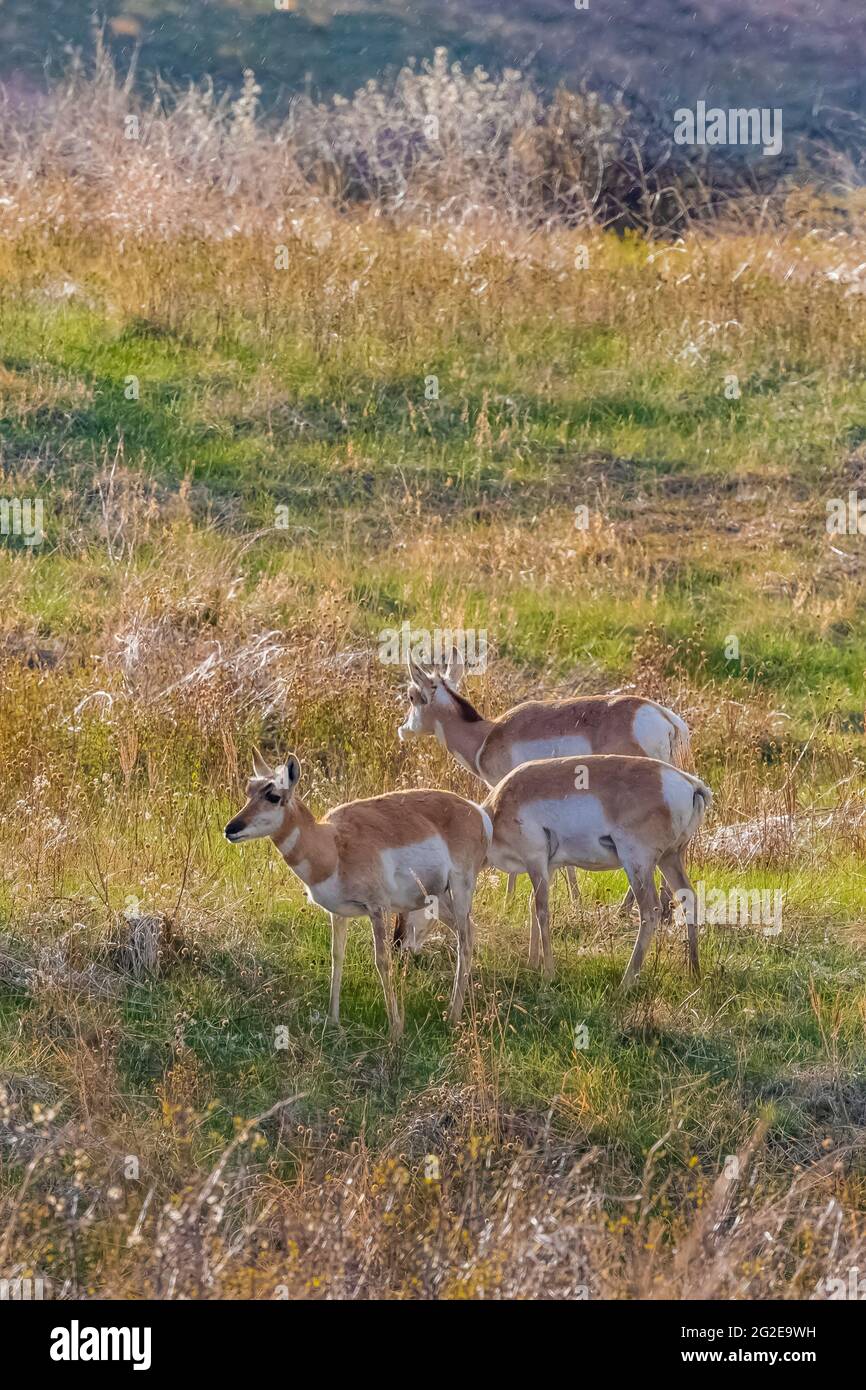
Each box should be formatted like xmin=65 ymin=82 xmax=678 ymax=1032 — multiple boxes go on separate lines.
xmin=1 ymin=52 xmax=865 ymax=1300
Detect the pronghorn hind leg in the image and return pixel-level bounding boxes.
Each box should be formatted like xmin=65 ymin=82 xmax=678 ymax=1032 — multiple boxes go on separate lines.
xmin=445 ymin=875 xmax=475 ymax=1024
xmin=563 ymin=865 xmax=579 ymax=905
xmin=504 ymin=872 xmax=517 ymax=901
xmin=527 ymin=864 xmax=554 ymax=980
xmin=621 ymin=873 xmax=670 ymax=919
xmin=659 ymin=849 xmax=700 ymax=978
xmin=370 ymin=908 xmax=403 ymax=1037
xmin=620 ymin=858 xmax=662 ymax=988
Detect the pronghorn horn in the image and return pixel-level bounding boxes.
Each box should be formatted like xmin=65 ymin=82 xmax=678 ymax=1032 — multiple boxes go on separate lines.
xmin=252 ymin=747 xmax=273 ymax=779
xmin=444 ymin=645 xmax=464 ymax=687
xmin=407 ymin=652 xmax=432 ymax=689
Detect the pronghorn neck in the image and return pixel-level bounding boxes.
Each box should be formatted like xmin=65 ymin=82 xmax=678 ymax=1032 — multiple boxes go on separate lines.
xmin=432 ymin=689 xmax=493 ymax=780
xmin=272 ymin=796 xmax=337 ymax=884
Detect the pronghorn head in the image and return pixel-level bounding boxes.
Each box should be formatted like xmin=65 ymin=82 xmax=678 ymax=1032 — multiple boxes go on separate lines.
xmin=224 ymin=750 xmax=301 ymax=842
xmin=398 ymin=647 xmax=467 ymax=741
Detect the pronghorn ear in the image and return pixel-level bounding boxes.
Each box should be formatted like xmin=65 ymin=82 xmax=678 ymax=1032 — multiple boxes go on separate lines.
xmin=252 ymin=748 xmax=273 ymax=779
xmin=276 ymin=754 xmax=301 ymax=792
xmin=443 ymin=646 xmax=464 ymax=688
xmin=407 ymin=652 xmax=433 ymax=692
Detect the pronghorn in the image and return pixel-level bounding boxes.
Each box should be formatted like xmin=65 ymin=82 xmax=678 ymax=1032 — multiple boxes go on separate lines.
xmin=224 ymin=751 xmax=492 ymax=1035
xmin=397 ymin=647 xmax=692 ymax=925
xmin=482 ymin=754 xmax=712 ymax=983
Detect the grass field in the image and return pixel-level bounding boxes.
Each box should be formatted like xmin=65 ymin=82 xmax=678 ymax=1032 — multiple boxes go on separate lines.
xmin=1 ymin=56 xmax=866 ymax=1300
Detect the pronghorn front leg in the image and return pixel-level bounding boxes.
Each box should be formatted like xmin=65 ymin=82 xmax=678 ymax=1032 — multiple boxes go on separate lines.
xmin=370 ymin=908 xmax=403 ymax=1038
xmin=563 ymin=866 xmax=579 ymax=904
xmin=504 ymin=873 xmax=517 ymax=900
xmin=618 ymin=885 xmax=637 ymax=917
xmin=528 ymin=892 xmax=542 ymax=969
xmin=328 ymin=914 xmax=348 ymax=1026
xmin=620 ymin=877 xmax=674 ymax=921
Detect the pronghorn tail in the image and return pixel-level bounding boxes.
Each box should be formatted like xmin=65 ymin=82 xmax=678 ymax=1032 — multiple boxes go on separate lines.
xmin=658 ymin=704 xmax=693 ymax=770
xmin=688 ymin=778 xmax=713 ymax=840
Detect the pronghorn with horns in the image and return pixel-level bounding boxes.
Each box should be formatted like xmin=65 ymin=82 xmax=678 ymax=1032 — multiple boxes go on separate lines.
xmin=224 ymin=751 xmax=492 ymax=1034
xmin=397 ymin=646 xmax=692 ymax=942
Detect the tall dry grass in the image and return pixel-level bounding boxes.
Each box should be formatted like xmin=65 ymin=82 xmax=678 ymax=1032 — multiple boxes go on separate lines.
xmin=0 ymin=38 xmax=843 ymax=245
xmin=1 ymin=44 xmax=865 ymax=1302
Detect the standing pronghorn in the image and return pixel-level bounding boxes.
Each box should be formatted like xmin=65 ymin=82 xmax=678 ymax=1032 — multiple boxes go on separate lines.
xmin=224 ymin=751 xmax=492 ymax=1035
xmin=397 ymin=647 xmax=692 ymax=913
xmin=482 ymin=754 xmax=711 ymax=983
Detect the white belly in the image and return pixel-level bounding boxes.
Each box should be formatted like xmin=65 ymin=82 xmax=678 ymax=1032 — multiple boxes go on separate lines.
xmin=522 ymin=795 xmax=622 ymax=870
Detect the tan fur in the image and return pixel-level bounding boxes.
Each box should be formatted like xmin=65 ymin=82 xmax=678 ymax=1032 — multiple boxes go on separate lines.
xmin=226 ymin=758 xmax=490 ymax=1034
xmin=400 ymin=651 xmax=690 ymax=787
xmin=485 ymin=753 xmax=673 ymax=841
xmin=398 ymin=654 xmax=691 ymax=919
xmin=479 ymin=696 xmax=668 ymax=781
xmin=482 ymin=754 xmax=712 ymax=984
xmin=323 ymin=791 xmax=487 ymax=888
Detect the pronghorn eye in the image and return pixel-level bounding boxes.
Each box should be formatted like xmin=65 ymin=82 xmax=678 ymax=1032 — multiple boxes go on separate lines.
xmin=264 ymin=790 xmax=281 ymax=804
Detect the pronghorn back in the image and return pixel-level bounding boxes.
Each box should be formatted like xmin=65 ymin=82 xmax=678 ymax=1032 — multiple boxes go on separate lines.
xmin=479 ymin=695 xmax=691 ymax=781
xmin=484 ymin=754 xmax=711 ymax=864
xmin=323 ymin=789 xmax=491 ymax=879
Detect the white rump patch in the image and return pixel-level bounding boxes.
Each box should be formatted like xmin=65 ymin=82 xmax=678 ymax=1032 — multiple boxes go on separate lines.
xmin=660 ymin=767 xmax=701 ymax=839
xmin=632 ymin=704 xmax=675 ymax=761
xmin=474 ymin=804 xmax=494 ymax=846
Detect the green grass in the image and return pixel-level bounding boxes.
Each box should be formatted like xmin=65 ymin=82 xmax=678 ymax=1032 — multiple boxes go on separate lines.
xmin=1 ymin=210 xmax=866 ymax=1297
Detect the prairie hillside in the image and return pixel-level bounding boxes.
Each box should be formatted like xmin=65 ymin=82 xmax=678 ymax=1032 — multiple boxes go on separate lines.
xmin=0 ymin=51 xmax=865 ymax=1300
xmin=3 ymin=0 xmax=866 ymax=141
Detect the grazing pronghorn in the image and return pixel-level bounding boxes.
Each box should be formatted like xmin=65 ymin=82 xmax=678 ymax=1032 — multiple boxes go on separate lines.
xmin=224 ymin=751 xmax=492 ymax=1035
xmin=397 ymin=647 xmax=692 ymax=921
xmin=482 ymin=754 xmax=712 ymax=983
